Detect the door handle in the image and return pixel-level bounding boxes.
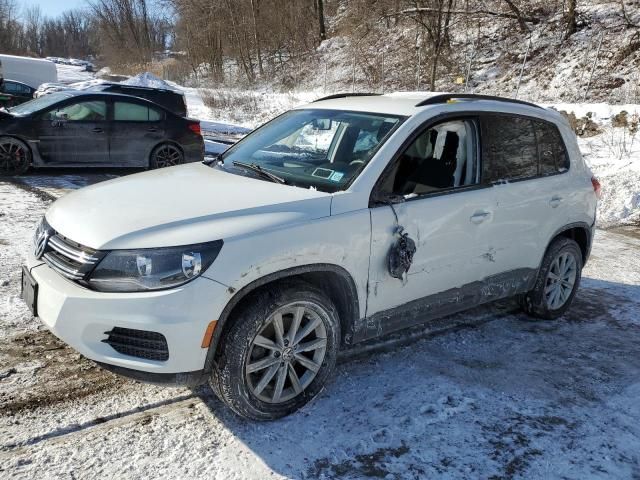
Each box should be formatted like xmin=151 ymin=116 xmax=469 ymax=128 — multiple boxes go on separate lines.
xmin=549 ymin=195 xmax=563 ymax=208
xmin=92 ymin=127 xmax=103 ymax=133
xmin=470 ymin=211 xmax=491 ymax=224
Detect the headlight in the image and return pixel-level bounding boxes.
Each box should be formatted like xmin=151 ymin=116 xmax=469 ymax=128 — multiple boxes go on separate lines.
xmin=87 ymin=240 xmax=223 ymax=292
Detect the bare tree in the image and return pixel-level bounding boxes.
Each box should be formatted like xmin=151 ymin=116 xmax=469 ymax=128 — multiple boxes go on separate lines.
xmin=502 ymin=0 xmax=529 ymax=32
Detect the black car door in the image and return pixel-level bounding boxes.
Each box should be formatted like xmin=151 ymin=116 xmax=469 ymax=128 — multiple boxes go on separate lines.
xmin=36 ymin=98 xmax=109 ymax=164
xmin=109 ymin=99 xmax=165 ymax=166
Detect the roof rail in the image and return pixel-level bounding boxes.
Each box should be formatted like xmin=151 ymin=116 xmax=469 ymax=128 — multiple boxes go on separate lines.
xmin=313 ymin=92 xmax=381 ymax=102
xmin=415 ymin=93 xmax=542 ymax=109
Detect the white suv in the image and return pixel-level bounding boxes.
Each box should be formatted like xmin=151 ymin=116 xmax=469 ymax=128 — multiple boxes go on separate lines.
xmin=22 ymin=93 xmax=599 ymax=420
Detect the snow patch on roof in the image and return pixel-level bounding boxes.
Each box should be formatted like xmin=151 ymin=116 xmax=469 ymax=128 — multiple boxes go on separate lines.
xmin=120 ymin=72 xmax=179 ymax=92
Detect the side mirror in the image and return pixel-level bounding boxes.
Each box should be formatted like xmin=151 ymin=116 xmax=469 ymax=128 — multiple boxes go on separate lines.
xmin=371 ymin=190 xmax=406 ymax=206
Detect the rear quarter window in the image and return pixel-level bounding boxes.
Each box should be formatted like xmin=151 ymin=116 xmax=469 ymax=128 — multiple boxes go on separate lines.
xmin=534 ymin=120 xmax=570 ymax=175
xmin=481 ymin=114 xmax=568 ymax=183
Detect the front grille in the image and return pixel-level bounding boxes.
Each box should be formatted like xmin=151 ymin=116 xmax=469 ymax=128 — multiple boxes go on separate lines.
xmin=41 ymin=233 xmax=104 ymax=281
xmin=102 ymin=327 xmax=169 ymax=361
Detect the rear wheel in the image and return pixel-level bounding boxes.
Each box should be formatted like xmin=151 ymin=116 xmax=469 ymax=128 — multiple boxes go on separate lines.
xmin=521 ymin=237 xmax=583 ymax=320
xmin=150 ymin=143 xmax=183 ymax=169
xmin=211 ymin=282 xmax=340 ymax=420
xmin=0 ymin=137 xmax=31 ymax=175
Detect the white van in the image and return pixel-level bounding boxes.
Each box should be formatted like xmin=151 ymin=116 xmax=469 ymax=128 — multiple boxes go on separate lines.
xmin=0 ymin=54 xmax=57 ymax=89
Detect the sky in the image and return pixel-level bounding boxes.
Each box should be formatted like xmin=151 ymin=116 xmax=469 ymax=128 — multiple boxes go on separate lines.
xmin=21 ymin=0 xmax=89 ymax=17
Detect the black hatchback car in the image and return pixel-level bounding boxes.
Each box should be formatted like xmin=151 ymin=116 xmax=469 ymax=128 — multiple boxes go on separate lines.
xmin=0 ymin=90 xmax=203 ymax=175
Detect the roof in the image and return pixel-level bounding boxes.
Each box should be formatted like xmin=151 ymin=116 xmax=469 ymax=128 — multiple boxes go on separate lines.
xmin=300 ymin=92 xmax=563 ymax=122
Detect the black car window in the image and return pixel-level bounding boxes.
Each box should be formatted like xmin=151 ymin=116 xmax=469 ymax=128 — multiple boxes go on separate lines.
xmin=380 ymin=119 xmax=479 ymax=197
xmin=481 ymin=115 xmax=537 ymax=182
xmin=534 ymin=120 xmax=570 ymax=175
xmin=114 ymin=101 xmax=162 ymax=121
xmin=44 ymin=100 xmax=107 ymax=121
xmin=3 ymin=80 xmax=29 ymax=95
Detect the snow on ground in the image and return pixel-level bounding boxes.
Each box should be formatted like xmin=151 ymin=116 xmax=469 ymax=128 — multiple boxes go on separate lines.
xmin=1 ymin=174 xmax=639 ymax=479
xmin=55 ymin=64 xmax=94 ymax=85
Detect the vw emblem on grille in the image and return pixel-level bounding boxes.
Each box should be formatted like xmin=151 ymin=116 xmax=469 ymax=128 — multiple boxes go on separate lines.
xmin=34 ymin=229 xmax=51 ymax=260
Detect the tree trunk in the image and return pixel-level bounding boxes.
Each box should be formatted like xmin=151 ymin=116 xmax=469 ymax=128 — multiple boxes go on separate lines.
xmin=318 ymin=0 xmax=326 ymax=42
xmin=502 ymin=0 xmax=529 ymax=33
xmin=250 ymin=0 xmax=264 ymax=76
xmin=565 ymin=0 xmax=577 ymax=39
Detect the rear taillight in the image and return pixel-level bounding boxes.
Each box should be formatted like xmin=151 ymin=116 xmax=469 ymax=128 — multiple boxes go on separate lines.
xmin=188 ymin=122 xmax=201 ymax=136
xmin=591 ymin=176 xmax=602 ymax=199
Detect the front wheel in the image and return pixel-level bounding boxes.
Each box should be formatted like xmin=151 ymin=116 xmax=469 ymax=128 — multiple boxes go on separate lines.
xmin=149 ymin=143 xmax=183 ymax=169
xmin=211 ymin=281 xmax=340 ymax=420
xmin=521 ymin=237 xmax=583 ymax=320
xmin=0 ymin=136 xmax=31 ymax=175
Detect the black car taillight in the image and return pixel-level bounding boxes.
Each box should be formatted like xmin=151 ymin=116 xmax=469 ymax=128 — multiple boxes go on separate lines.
xmin=188 ymin=122 xmax=201 ymax=136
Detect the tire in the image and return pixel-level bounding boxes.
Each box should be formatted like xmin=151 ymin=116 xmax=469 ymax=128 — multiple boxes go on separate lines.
xmin=0 ymin=136 xmax=31 ymax=176
xmin=210 ymin=281 xmax=340 ymax=421
xmin=520 ymin=237 xmax=583 ymax=320
xmin=149 ymin=143 xmax=183 ymax=169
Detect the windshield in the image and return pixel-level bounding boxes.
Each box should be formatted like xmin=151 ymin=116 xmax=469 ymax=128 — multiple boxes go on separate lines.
xmin=9 ymin=92 xmax=71 ymax=116
xmin=219 ymin=109 xmax=405 ymax=192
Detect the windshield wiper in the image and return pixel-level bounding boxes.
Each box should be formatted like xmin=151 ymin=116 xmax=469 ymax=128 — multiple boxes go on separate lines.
xmin=232 ymin=161 xmax=286 ymax=184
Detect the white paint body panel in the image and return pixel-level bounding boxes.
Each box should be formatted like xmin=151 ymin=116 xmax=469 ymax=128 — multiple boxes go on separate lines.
xmin=368 ymin=188 xmax=498 ymax=315
xmin=0 ymin=54 xmax=58 ymax=88
xmin=30 ymin=94 xmax=597 ymax=374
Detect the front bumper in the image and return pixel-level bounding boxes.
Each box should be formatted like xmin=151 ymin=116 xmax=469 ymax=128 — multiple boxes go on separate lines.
xmin=26 ymin=249 xmax=231 ymax=376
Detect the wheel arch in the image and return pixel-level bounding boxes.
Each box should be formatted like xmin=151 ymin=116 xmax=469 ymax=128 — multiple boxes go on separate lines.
xmin=203 ymin=264 xmax=360 ymax=374
xmin=544 ymin=222 xmax=593 ymax=266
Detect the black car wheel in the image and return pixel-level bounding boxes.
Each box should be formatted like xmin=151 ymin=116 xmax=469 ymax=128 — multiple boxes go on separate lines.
xmin=0 ymin=137 xmax=31 ymax=176
xmin=150 ymin=143 xmax=183 ymax=169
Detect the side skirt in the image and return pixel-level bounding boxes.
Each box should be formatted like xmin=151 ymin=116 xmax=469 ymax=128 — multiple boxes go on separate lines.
xmin=351 ymin=268 xmax=536 ymax=344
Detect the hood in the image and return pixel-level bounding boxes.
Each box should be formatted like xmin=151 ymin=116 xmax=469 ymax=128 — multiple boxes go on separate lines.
xmin=46 ymin=163 xmax=331 ymax=249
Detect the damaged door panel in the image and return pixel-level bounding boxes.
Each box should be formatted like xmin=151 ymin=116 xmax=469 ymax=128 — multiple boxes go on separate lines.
xmin=367 ymin=188 xmax=498 ymax=318
xmin=366 ymin=117 xmax=504 ymax=319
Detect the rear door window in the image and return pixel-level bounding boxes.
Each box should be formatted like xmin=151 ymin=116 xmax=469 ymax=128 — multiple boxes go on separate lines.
xmin=114 ymin=101 xmax=162 ymax=121
xmin=481 ymin=115 xmax=537 ymax=182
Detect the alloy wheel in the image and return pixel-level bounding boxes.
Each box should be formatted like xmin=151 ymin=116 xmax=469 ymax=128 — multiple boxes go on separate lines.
xmin=0 ymin=139 xmax=29 ymax=175
xmin=153 ymin=144 xmax=182 ymax=168
xmin=544 ymin=251 xmax=577 ymax=310
xmin=245 ymin=303 xmax=328 ymax=404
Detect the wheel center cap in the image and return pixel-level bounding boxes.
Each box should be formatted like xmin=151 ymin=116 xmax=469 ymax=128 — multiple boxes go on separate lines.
xmin=282 ymin=347 xmax=294 ymax=361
